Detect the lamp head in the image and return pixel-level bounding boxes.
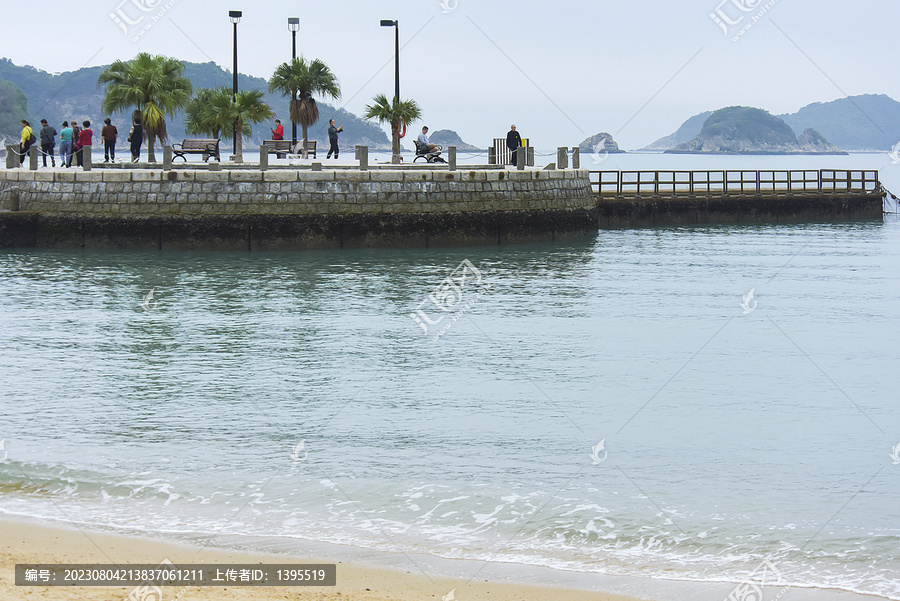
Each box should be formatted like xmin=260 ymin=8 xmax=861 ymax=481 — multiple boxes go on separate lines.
xmin=288 ymin=17 xmax=300 ymax=31
xmin=380 ymin=19 xmax=397 ymax=27
xmin=229 ymin=10 xmax=242 ymax=24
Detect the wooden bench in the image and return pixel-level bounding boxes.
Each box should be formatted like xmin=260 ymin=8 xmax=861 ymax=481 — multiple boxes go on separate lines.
xmin=172 ymin=139 xmax=220 ymax=162
xmin=262 ymin=139 xmax=316 ymax=159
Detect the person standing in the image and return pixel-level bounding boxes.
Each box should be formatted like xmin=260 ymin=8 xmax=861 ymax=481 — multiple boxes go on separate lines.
xmin=59 ymin=121 xmax=74 ymax=167
xmin=129 ymin=116 xmax=143 ymax=162
xmin=506 ymin=124 xmax=522 ymax=167
xmin=326 ymin=119 xmax=343 ymax=159
xmin=19 ymin=120 xmax=34 ymax=166
xmin=76 ymin=120 xmax=93 ymax=168
xmin=71 ymin=119 xmax=82 ymax=166
xmin=101 ymin=118 xmax=118 ymax=163
xmin=271 ymin=119 xmax=284 ymax=140
xmin=39 ymin=119 xmax=57 ymax=167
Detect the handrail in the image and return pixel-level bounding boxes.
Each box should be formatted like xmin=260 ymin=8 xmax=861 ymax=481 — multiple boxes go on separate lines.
xmin=590 ymin=170 xmax=880 ymax=196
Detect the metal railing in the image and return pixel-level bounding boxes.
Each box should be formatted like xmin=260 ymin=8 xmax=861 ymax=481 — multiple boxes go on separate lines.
xmin=590 ymin=170 xmax=880 ymax=196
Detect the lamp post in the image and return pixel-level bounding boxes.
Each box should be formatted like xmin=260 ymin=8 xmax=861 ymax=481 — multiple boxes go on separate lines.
xmin=380 ymin=19 xmax=399 ymax=163
xmin=229 ymin=10 xmax=242 ymax=160
xmin=380 ymin=20 xmax=399 ymax=104
xmin=288 ymin=17 xmax=300 ymax=149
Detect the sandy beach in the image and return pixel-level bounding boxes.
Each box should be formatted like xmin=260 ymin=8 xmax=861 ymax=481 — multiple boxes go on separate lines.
xmin=0 ymin=517 xmax=645 ymax=601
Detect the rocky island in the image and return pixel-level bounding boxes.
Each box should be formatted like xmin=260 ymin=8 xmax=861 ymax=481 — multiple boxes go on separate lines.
xmin=665 ymin=106 xmax=846 ymax=155
xmin=577 ymin=132 xmax=626 ymax=154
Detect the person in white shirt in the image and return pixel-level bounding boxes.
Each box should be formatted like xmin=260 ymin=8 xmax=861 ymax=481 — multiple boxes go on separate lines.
xmin=417 ymin=126 xmax=438 ymax=153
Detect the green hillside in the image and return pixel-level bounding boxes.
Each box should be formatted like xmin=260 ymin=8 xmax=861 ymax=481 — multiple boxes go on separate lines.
xmin=0 ymin=57 xmax=390 ymax=151
xmin=0 ymin=78 xmax=29 ymax=143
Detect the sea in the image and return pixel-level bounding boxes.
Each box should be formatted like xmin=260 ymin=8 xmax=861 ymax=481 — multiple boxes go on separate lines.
xmin=1 ymin=152 xmax=898 ymax=600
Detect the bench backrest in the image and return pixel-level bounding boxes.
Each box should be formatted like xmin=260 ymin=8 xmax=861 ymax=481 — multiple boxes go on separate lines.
xmin=182 ymin=139 xmax=219 ymax=149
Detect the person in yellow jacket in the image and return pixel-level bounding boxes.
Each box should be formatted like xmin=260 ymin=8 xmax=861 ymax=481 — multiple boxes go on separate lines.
xmin=19 ymin=120 xmax=34 ymax=166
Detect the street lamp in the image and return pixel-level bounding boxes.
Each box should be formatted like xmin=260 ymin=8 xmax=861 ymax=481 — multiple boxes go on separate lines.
xmin=380 ymin=20 xmax=399 ymax=105
xmin=381 ymin=19 xmax=399 ymax=163
xmin=229 ymin=10 xmax=242 ymax=160
xmin=288 ymin=17 xmax=300 ymax=148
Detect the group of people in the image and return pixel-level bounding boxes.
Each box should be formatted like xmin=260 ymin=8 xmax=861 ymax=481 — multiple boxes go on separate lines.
xmin=17 ymin=116 xmax=145 ymax=167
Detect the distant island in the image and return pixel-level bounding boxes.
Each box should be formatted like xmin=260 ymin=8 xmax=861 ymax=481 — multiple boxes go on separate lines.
xmin=428 ymin=129 xmax=481 ymax=152
xmin=647 ymin=94 xmax=900 ymax=152
xmin=665 ymin=106 xmax=846 ymax=155
xmin=577 ymin=132 xmax=625 ymax=154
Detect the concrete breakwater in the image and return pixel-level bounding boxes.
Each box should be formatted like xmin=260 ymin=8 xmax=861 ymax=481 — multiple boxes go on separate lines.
xmin=0 ymin=167 xmax=596 ymax=249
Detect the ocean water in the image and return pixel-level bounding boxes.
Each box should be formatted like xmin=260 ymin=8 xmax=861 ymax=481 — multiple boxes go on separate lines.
xmin=1 ymin=155 xmax=899 ymax=598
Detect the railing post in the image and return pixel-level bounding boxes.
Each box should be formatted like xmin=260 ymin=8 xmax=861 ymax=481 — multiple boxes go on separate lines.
xmin=258 ymin=145 xmax=268 ymax=171
xmin=527 ymin=146 xmax=534 ymax=167
xmin=81 ymin=145 xmax=92 ymax=171
xmin=29 ymin=145 xmax=38 ymax=171
xmin=557 ymin=147 xmax=568 ymax=169
xmin=6 ymin=144 xmax=17 ymax=169
xmin=163 ymin=145 xmax=173 ymax=171
xmin=488 ymin=146 xmax=496 ymax=165
xmin=355 ymin=145 xmax=368 ymax=171
xmin=571 ymin=147 xmax=580 ymax=170
xmin=448 ymin=145 xmax=456 ymax=171
xmin=516 ymin=147 xmax=525 ymax=170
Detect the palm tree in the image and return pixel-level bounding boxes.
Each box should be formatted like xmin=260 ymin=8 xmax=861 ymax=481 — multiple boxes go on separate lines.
xmin=268 ymin=58 xmax=340 ymax=159
xmin=364 ymin=94 xmax=422 ymax=164
xmin=98 ymin=53 xmax=192 ymax=163
xmin=185 ymin=87 xmax=232 ymax=139
xmin=222 ymin=90 xmax=274 ymax=163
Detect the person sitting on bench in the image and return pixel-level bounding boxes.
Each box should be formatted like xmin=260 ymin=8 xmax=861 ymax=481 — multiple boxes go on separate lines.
xmin=417 ymin=126 xmax=438 ymax=154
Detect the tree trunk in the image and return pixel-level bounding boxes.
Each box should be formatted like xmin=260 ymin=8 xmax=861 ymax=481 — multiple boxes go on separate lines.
xmin=301 ymin=123 xmax=308 ymax=159
xmin=391 ymin=123 xmax=400 ymax=165
xmin=234 ymin=120 xmax=243 ymax=163
xmin=147 ymin=133 xmax=157 ymax=163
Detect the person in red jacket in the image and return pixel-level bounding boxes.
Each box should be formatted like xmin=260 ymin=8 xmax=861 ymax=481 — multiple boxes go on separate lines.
xmin=76 ymin=120 xmax=93 ymax=167
xmin=271 ymin=119 xmax=284 ymax=141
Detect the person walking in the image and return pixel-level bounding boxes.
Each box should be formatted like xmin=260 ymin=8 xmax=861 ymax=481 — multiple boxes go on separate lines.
xmin=129 ymin=116 xmax=143 ymax=162
xmin=59 ymin=121 xmax=74 ymax=167
xmin=19 ymin=120 xmax=34 ymax=166
xmin=326 ymin=119 xmax=343 ymax=159
xmin=506 ymin=124 xmax=522 ymax=167
xmin=39 ymin=119 xmax=57 ymax=167
xmin=271 ymin=119 xmax=284 ymax=141
xmin=76 ymin=120 xmax=93 ymax=168
xmin=101 ymin=118 xmax=118 ymax=163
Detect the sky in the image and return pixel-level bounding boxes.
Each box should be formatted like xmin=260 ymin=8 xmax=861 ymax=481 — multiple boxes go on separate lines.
xmin=1 ymin=0 xmax=898 ymax=149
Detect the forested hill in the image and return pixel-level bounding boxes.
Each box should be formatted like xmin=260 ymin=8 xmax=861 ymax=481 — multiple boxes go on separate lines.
xmin=0 ymin=58 xmax=390 ymax=150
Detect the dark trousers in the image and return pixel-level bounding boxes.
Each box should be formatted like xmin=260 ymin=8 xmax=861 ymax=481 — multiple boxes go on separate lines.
xmin=509 ymin=146 xmax=519 ymax=166
xmin=41 ymin=143 xmax=55 ymax=166
xmin=20 ymin=140 xmax=32 ymax=165
xmin=104 ymin=140 xmax=115 ymax=161
xmin=131 ymin=141 xmax=142 ymax=161
xmin=75 ymin=146 xmax=83 ymax=167
xmin=327 ymin=138 xmax=338 ymax=158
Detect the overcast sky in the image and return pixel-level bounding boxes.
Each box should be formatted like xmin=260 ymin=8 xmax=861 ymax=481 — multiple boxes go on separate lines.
xmin=1 ymin=0 xmax=897 ymax=149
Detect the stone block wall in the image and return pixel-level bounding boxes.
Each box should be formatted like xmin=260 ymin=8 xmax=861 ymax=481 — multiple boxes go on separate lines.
xmin=0 ymin=168 xmax=594 ymax=217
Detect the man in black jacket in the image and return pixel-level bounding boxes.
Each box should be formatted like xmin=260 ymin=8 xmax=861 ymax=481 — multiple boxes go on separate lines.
xmin=327 ymin=119 xmax=343 ymax=159
xmin=39 ymin=119 xmax=57 ymax=167
xmin=506 ymin=124 xmax=522 ymax=166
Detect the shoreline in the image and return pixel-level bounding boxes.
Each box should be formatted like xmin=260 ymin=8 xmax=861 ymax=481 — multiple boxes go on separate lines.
xmin=0 ymin=515 xmax=891 ymax=601
xmin=0 ymin=514 xmax=644 ymax=601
